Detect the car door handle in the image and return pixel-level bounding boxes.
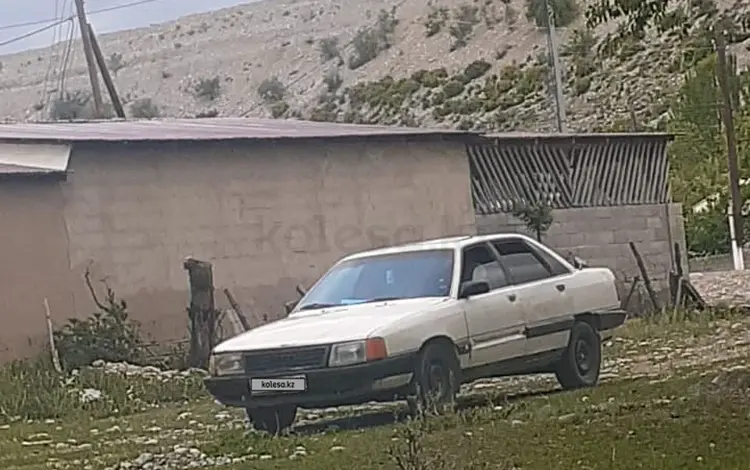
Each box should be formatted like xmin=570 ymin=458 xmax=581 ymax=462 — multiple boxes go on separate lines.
xmin=507 ymin=294 xmax=517 ymax=302
xmin=556 ymin=284 xmax=566 ymax=292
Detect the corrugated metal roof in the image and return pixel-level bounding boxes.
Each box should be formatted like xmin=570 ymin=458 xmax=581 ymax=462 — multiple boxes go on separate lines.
xmin=0 ymin=118 xmax=474 ymax=143
xmin=0 ymin=143 xmax=71 ymax=175
xmin=485 ymin=132 xmax=674 ymax=141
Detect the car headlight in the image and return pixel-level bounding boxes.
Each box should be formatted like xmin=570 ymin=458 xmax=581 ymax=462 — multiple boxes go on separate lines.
xmin=328 ymin=338 xmax=387 ymax=367
xmin=209 ymin=353 xmax=244 ymax=376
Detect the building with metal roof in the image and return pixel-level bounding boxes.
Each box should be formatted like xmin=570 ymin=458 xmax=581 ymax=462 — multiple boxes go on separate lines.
xmin=0 ymin=117 xmax=681 ymax=359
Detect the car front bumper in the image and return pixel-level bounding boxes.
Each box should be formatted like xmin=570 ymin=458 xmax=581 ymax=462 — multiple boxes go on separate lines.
xmin=204 ymin=353 xmax=416 ymax=410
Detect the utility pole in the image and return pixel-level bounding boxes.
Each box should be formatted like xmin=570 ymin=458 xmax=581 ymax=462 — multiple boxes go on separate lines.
xmin=545 ymin=0 xmax=567 ymax=133
xmin=714 ymin=26 xmax=745 ymax=264
xmin=73 ymin=0 xmax=104 ymax=117
xmin=87 ymin=24 xmax=125 ymax=118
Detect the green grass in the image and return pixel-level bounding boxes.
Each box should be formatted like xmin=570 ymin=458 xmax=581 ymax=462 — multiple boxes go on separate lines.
xmin=2 ymin=312 xmax=750 ymax=469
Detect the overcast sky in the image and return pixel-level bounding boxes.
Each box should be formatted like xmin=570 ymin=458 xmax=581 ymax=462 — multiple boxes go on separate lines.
xmin=0 ymin=0 xmax=259 ymax=55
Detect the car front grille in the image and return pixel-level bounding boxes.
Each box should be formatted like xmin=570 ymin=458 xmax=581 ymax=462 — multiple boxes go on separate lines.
xmin=244 ymin=345 xmax=329 ymax=375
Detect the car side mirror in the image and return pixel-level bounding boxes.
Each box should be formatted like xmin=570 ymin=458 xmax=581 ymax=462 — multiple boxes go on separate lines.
xmin=458 ymin=280 xmax=490 ymax=299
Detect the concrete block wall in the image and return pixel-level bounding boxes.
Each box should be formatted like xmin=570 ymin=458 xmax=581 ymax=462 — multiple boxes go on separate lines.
xmin=58 ymin=138 xmax=476 ymax=344
xmin=476 ymin=203 xmax=687 ymax=297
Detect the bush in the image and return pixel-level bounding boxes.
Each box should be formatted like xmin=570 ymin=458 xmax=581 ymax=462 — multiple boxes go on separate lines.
xmin=49 ymin=91 xmax=116 ymax=120
xmin=462 ymin=59 xmax=492 ymax=82
xmin=424 ymin=6 xmax=449 ymax=37
xmin=348 ymin=8 xmax=398 ymax=69
xmin=54 ymin=269 xmax=143 ymax=371
xmin=130 ymin=98 xmax=160 ymax=118
xmin=258 ymin=77 xmax=286 ymax=102
xmin=107 ymin=52 xmax=125 ymax=75
xmin=270 ymin=101 xmax=289 ymax=118
xmin=449 ymin=5 xmax=480 ymax=51
xmin=323 ymin=69 xmax=343 ymax=92
xmin=319 ymin=36 xmax=340 ymax=62
xmin=442 ymin=79 xmax=465 ymax=99
xmin=193 ymin=77 xmax=221 ymax=100
xmin=525 ymin=0 xmax=579 ymax=27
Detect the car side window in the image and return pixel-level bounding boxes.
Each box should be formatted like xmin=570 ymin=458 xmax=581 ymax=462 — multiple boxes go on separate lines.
xmin=460 ymin=244 xmax=510 ymax=290
xmin=491 ymin=240 xmax=554 ymax=284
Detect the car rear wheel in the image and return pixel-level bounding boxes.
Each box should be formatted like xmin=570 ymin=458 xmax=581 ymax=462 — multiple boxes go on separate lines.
xmin=412 ymin=342 xmax=460 ymax=414
xmin=555 ymin=321 xmax=601 ymax=390
xmin=245 ymin=405 xmax=297 ymax=435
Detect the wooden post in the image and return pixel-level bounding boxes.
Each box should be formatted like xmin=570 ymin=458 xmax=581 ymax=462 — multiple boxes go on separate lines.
xmin=43 ymin=298 xmax=62 ymax=373
xmin=73 ymin=0 xmax=104 ymax=117
xmin=184 ymin=258 xmax=218 ymax=369
xmin=715 ymin=26 xmax=744 ymax=248
xmin=87 ymin=23 xmax=125 ymax=118
xmin=628 ymin=241 xmax=660 ymax=312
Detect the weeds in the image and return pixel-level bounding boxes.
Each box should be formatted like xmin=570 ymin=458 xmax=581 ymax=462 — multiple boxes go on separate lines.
xmin=0 ymin=357 xmax=205 ymax=423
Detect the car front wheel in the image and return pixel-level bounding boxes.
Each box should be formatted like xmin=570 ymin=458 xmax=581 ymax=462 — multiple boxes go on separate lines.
xmin=555 ymin=321 xmax=601 ymax=390
xmin=246 ymin=405 xmax=297 ymax=435
xmin=412 ymin=342 xmax=460 ymax=414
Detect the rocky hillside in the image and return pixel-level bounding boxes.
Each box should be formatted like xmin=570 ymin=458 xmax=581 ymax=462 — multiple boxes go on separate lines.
xmin=0 ymin=0 xmax=749 ymax=131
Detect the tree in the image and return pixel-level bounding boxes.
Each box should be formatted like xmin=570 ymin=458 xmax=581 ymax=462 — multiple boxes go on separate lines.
xmin=512 ymin=200 xmax=554 ymax=241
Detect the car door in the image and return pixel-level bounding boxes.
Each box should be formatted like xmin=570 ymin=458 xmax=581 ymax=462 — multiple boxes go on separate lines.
xmin=457 ymin=242 xmax=527 ymax=368
xmin=489 ymin=237 xmax=576 ymax=357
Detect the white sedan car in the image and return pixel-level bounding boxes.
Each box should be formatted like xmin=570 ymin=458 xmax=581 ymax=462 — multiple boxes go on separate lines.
xmin=204 ymin=233 xmax=626 ymax=434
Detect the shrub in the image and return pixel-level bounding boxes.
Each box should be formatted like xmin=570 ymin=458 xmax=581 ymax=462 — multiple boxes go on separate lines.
xmin=424 ymin=6 xmax=449 ymax=37
xmin=525 ymin=0 xmax=579 ymax=27
xmin=130 ymin=98 xmax=160 ymax=118
xmin=442 ymin=79 xmax=465 ymax=99
xmin=49 ymin=90 xmax=92 ymax=120
xmin=449 ymin=5 xmax=480 ymax=51
xmin=258 ymin=77 xmax=286 ymax=102
xmin=323 ymin=69 xmax=343 ymax=92
xmin=54 ymin=269 xmax=143 ymax=371
xmin=412 ymin=68 xmax=448 ymax=87
xmin=193 ymin=77 xmax=221 ymax=100
xmin=319 ymin=36 xmax=340 ymax=62
xmin=348 ymin=8 xmax=398 ymax=69
xmin=462 ymin=59 xmax=492 ymax=82
xmin=270 ymin=101 xmax=289 ymax=118
xmin=107 ymin=52 xmax=125 ymax=75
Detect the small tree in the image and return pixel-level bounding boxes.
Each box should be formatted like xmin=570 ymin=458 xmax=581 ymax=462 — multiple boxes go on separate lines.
xmin=512 ymin=200 xmax=554 ymax=241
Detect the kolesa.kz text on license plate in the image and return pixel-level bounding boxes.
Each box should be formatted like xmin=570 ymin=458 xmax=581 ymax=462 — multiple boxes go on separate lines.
xmin=250 ymin=376 xmax=306 ymax=393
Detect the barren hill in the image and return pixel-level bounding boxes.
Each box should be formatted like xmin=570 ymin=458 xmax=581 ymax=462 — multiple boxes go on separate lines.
xmin=1 ymin=0 xmax=749 ymax=131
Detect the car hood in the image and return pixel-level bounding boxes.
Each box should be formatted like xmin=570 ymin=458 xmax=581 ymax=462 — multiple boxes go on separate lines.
xmin=213 ymin=297 xmax=448 ymax=353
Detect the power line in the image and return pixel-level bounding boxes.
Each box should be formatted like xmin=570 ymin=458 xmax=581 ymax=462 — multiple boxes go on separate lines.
xmin=0 ymin=0 xmax=168 ymax=32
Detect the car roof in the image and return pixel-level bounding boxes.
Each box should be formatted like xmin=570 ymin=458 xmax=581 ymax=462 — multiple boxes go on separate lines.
xmin=341 ymin=233 xmax=536 ymax=261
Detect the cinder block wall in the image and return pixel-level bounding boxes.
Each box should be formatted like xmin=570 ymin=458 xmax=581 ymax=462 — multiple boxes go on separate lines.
xmin=476 ymin=204 xmax=687 ymax=296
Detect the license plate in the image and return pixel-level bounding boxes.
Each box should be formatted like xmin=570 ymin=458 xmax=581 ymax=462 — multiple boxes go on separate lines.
xmin=249 ymin=375 xmax=306 ymax=394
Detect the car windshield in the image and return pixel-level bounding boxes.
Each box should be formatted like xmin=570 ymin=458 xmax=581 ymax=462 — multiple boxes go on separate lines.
xmin=295 ymin=249 xmax=454 ymax=311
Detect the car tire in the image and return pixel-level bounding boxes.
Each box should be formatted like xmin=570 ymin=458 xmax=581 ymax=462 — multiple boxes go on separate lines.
xmin=246 ymin=405 xmax=297 ymax=435
xmin=412 ymin=342 xmax=460 ymax=414
xmin=555 ymin=320 xmax=601 ymax=390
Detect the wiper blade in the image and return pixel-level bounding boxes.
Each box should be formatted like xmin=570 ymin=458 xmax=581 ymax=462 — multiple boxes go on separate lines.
xmin=297 ymin=302 xmax=336 ymax=311
xmin=363 ymin=297 xmax=401 ymax=303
